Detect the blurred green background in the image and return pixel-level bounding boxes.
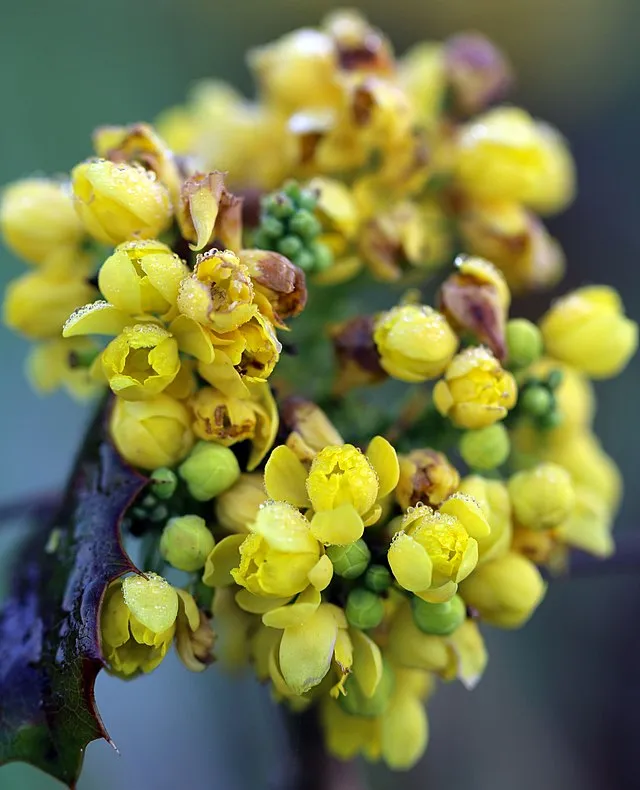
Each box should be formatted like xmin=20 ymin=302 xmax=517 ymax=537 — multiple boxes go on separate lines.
xmin=1 ymin=1 xmax=639 ymax=788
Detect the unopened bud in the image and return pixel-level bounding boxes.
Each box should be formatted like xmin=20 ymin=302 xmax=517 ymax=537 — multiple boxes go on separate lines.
xmin=519 ymin=385 xmax=553 ymax=418
xmin=506 ymin=319 xmax=543 ymax=369
xmin=326 ymin=539 xmax=371 ymax=579
xmin=345 ymin=588 xmax=384 ymax=629
xmin=364 ymin=564 xmax=392 ymax=593
xmin=460 ymin=424 xmax=510 ymax=470
xmin=339 ymin=661 xmax=395 ymax=718
xmin=160 ymin=515 xmax=215 ymax=572
xmin=150 ymin=468 xmax=178 ymax=500
xmin=178 ymin=442 xmax=241 ymax=502
xmin=412 ymin=594 xmax=466 ymax=636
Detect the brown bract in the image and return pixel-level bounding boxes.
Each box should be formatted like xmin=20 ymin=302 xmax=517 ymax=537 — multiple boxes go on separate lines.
xmin=240 ymin=249 xmax=307 ymax=325
xmin=331 ymin=315 xmax=387 ymax=394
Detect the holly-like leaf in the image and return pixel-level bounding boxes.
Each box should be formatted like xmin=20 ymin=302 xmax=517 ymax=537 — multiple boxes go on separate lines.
xmin=0 ymin=432 xmax=146 ymax=787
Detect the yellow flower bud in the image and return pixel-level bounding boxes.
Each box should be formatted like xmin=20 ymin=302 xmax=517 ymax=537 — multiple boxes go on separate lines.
xmin=458 ymin=475 xmax=512 ymax=563
xmin=178 ymin=441 xmax=241 ymax=501
xmin=101 ymin=573 xmax=179 ymax=677
xmin=71 ymin=159 xmax=172 ymax=245
xmin=214 ymin=473 xmax=267 ymax=533
xmin=433 ymin=346 xmax=517 ymax=429
xmin=0 ymin=178 xmax=84 ymax=264
xmin=540 ymin=286 xmax=637 ymax=379
xmin=460 ymin=552 xmax=546 ymax=628
xmin=101 ymin=324 xmax=180 ymax=400
xmin=98 ymin=240 xmax=189 ymax=315
xmin=388 ymin=504 xmax=479 ymax=602
xmin=231 ymin=501 xmax=321 ymax=597
xmin=396 ymin=449 xmax=460 ymax=511
xmin=454 ymin=107 xmax=575 ymax=214
xmin=160 ymin=515 xmax=215 ymax=572
xmin=3 ymin=266 xmax=96 ymax=340
xmin=508 ymin=463 xmax=575 ymax=530
xmin=110 ymin=393 xmax=194 ymax=470
xmin=177 ymin=249 xmax=257 ymax=333
xmin=374 ymin=305 xmax=459 ymax=382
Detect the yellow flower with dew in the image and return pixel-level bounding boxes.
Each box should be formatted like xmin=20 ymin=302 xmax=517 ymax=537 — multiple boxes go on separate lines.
xmin=27 ymin=337 xmax=103 ymax=401
xmin=433 ymin=346 xmax=517 ymax=429
xmin=110 ymin=393 xmax=194 ymax=470
xmin=264 ymin=436 xmax=399 ymax=544
xmin=374 ymin=304 xmax=459 ymax=383
xmin=72 ymin=159 xmax=172 ymax=245
xmin=540 ymin=286 xmax=637 ymax=379
xmin=508 ymin=462 xmax=575 ymax=531
xmin=388 ymin=496 xmax=488 ymax=603
xmin=177 ymin=249 xmax=257 ymax=333
xmin=3 ymin=265 xmax=97 ymax=341
xmin=190 ymin=382 xmax=277 ymax=471
xmin=460 ymin=552 xmax=546 ymax=628
xmin=98 ymin=240 xmax=189 ymax=316
xmin=0 ymin=178 xmax=84 ymax=264
xmin=100 ymin=323 xmax=180 ymax=401
xmin=454 ymin=107 xmax=575 ymax=214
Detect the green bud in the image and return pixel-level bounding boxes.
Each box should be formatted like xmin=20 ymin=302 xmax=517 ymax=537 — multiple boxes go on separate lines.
xmin=546 ymin=369 xmax=564 ymax=390
xmin=520 ymin=385 xmax=553 ymax=417
xmin=289 ymin=210 xmax=321 ymax=240
xmin=277 ymin=234 xmax=303 ymax=258
xmin=293 ymin=249 xmax=315 ymax=271
xmin=345 ymin=588 xmax=384 ymax=630
xmin=283 ymin=180 xmax=302 ymax=203
xmin=150 ymin=468 xmax=178 ymax=500
xmin=298 ymin=188 xmax=319 ymax=212
xmin=364 ymin=564 xmax=392 ymax=593
xmin=506 ymin=319 xmax=543 ymax=369
xmin=160 ymin=514 xmax=215 ymax=572
xmin=252 ymin=229 xmax=271 ymax=250
xmin=261 ymin=215 xmax=285 ymax=239
xmin=339 ymin=660 xmax=395 ymax=718
xmin=270 ymin=194 xmax=295 ymax=219
xmin=411 ymin=594 xmax=466 ymax=636
xmin=538 ymin=410 xmax=564 ymax=430
xmin=178 ymin=442 xmax=241 ymax=502
xmin=310 ymin=241 xmax=334 ymax=272
xmin=326 ymin=539 xmax=371 ymax=579
xmin=150 ymin=504 xmax=169 ymax=523
xmin=460 ymin=423 xmax=510 ymax=470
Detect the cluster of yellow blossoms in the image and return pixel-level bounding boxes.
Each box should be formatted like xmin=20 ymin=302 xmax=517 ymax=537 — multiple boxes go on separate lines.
xmin=1 ymin=10 xmax=637 ymax=774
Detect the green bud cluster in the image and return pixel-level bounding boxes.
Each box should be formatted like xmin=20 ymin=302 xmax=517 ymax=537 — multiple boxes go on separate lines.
xmin=253 ymin=180 xmax=333 ymax=274
xmin=517 ymin=369 xmax=564 ymax=430
xmin=411 ymin=595 xmax=466 ymax=636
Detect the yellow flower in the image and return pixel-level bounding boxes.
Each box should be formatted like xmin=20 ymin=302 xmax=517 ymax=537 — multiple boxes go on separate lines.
xmin=3 ymin=266 xmax=96 ymax=340
xmin=175 ymin=604 xmax=215 ymax=673
xmin=554 ymin=485 xmax=614 ymax=559
xmin=0 ymin=178 xmax=84 ymax=264
xmin=388 ymin=500 xmax=485 ymax=603
xmin=101 ymin=324 xmax=180 ymax=400
xmin=215 ymin=473 xmax=267 ymax=533
xmin=239 ymin=249 xmax=308 ymax=326
xmin=71 ymin=159 xmax=172 ymax=245
xmin=433 ymin=346 xmax=517 ymax=429
xmin=396 ymin=449 xmax=460 ymax=511
xmin=454 ymin=107 xmax=575 ymax=214
xmin=374 ymin=305 xmax=459 ymax=382
xmin=98 ymin=240 xmax=189 ymax=315
xmin=398 ymin=43 xmax=446 ymax=130
xmin=110 ymin=393 xmax=194 ymax=470
xmin=540 ymin=286 xmax=637 ymax=379
xmin=508 ymin=463 xmax=575 ymax=531
xmin=458 ymin=475 xmax=512 ymax=563
xmin=231 ymin=502 xmax=321 ymax=598
xmin=177 ymin=249 xmax=257 ymax=333
xmin=155 ymin=105 xmax=197 ymax=156
xmin=459 ymin=552 xmax=546 ymax=628
xmin=27 ymin=337 xmax=103 ymax=400
xmin=101 ymin=573 xmax=179 ymax=678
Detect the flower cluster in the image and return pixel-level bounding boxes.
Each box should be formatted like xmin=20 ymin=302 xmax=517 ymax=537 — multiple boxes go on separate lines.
xmin=1 ymin=9 xmax=637 ymax=777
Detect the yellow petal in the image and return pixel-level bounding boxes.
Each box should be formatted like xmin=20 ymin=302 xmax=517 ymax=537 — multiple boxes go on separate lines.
xmin=308 ymin=554 xmax=333 ymax=591
xmin=366 ymin=436 xmax=400 ymax=498
xmin=279 ymin=605 xmax=338 ymax=695
xmin=381 ymin=693 xmax=429 ymax=770
xmin=439 ymin=493 xmax=491 ymax=539
xmin=416 ymin=580 xmax=458 ymax=604
xmin=63 ymin=301 xmax=132 ymax=338
xmin=264 ymin=445 xmax=311 ymax=507
xmin=176 ymin=588 xmax=200 ymax=631
xmin=448 ymin=620 xmax=487 ymax=690
xmin=169 ymin=315 xmax=215 ymax=363
xmin=350 ymin=628 xmax=383 ymax=698
xmin=235 ymin=589 xmax=292 ymax=614
xmin=388 ymin=533 xmax=433 ymax=593
xmin=309 ymin=503 xmax=365 ymax=546
xmin=202 ymin=534 xmax=245 ymax=587
xmin=262 ymin=586 xmax=321 ymax=629
xmin=122 ymin=573 xmax=178 ymax=634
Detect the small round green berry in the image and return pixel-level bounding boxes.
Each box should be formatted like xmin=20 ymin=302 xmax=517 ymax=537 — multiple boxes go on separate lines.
xmin=339 ymin=661 xmax=395 ymax=718
xmin=178 ymin=442 xmax=241 ymax=502
xmin=520 ymin=385 xmax=553 ymax=417
xmin=345 ymin=588 xmax=384 ymax=630
xmin=293 ymin=249 xmax=315 ymax=271
xmin=289 ymin=210 xmax=321 ymax=240
xmin=506 ymin=319 xmax=543 ymax=369
xmin=364 ymin=564 xmax=392 ymax=593
xmin=261 ymin=215 xmax=285 ymax=239
xmin=411 ymin=594 xmax=466 ymax=636
xmin=460 ymin=424 xmax=510 ymax=470
xmin=150 ymin=468 xmax=178 ymax=500
xmin=326 ymin=539 xmax=371 ymax=579
xmin=310 ymin=241 xmax=333 ymax=272
xmin=277 ymin=235 xmax=304 ymax=258
xmin=298 ymin=188 xmax=319 ymax=211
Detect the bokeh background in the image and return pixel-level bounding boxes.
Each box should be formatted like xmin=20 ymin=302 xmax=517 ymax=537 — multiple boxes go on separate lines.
xmin=1 ymin=1 xmax=639 ymax=788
